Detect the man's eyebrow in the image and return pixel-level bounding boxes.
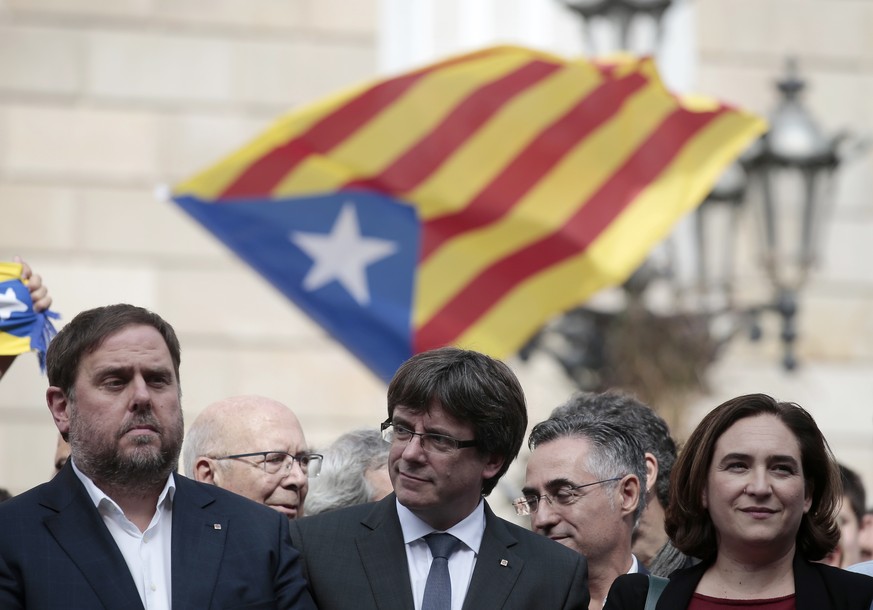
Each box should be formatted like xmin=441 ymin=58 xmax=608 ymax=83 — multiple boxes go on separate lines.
xmin=91 ymin=365 xmax=131 ymax=378
xmin=521 ymin=478 xmax=576 ymax=496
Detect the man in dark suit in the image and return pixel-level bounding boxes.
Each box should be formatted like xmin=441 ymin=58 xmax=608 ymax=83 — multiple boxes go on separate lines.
xmin=0 ymin=304 xmax=315 ymax=609
xmin=289 ymin=347 xmax=589 ymax=609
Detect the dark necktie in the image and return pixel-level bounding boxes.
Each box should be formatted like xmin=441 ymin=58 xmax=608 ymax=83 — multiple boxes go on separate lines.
xmin=422 ymin=533 xmax=461 ymax=610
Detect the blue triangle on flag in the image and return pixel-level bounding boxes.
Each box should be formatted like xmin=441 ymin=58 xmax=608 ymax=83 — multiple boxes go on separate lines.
xmin=174 ymin=191 xmax=419 ymax=382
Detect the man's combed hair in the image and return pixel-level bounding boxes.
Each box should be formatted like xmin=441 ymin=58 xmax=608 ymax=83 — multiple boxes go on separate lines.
xmin=528 ymin=416 xmax=648 ymax=525
xmin=665 ymin=393 xmax=841 ymax=562
xmin=387 ymin=347 xmax=527 ymax=495
xmin=46 ymin=304 xmax=181 ymax=399
xmin=551 ymin=390 xmax=676 ymax=508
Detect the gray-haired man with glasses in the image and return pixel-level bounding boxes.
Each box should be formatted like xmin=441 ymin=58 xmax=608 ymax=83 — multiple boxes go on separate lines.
xmin=289 ymin=346 xmax=589 ymax=609
xmin=184 ymin=395 xmax=320 ymax=519
xmin=522 ymin=414 xmax=648 ymax=610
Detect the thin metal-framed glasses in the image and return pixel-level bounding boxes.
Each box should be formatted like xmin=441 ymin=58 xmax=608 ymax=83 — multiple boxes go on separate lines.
xmin=211 ymin=451 xmax=323 ymax=478
xmin=512 ymin=476 xmax=625 ymax=516
xmin=380 ymin=419 xmax=477 ymax=455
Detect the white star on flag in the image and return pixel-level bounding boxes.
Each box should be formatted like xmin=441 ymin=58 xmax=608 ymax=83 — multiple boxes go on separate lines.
xmin=0 ymin=287 xmax=27 ymax=320
xmin=290 ymin=203 xmax=398 ymax=306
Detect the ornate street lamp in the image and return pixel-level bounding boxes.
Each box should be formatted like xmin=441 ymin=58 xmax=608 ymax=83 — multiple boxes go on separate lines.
xmin=734 ymin=58 xmax=849 ymax=369
xmin=559 ymin=0 xmax=675 ymax=54
xmin=522 ymin=6 xmax=863 ymax=399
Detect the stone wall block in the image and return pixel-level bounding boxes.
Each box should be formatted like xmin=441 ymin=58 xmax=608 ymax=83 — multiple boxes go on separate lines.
xmin=153 ymin=0 xmax=304 ymax=31
xmin=157 ymin=112 xmax=270 ymax=181
xmin=87 ymin=31 xmax=234 ymax=104
xmin=0 ymin=184 xmax=79 ymax=250
xmin=303 ymin=0 xmax=378 ymax=36
xmin=157 ymin=266 xmax=324 ymax=340
xmin=232 ymin=40 xmax=303 ymax=108
xmin=3 ymin=0 xmax=151 ymax=19
xmin=0 ymin=25 xmax=83 ymax=95
xmin=78 ymin=186 xmax=228 ymax=257
xmin=289 ymin=39 xmax=377 ymax=102
xmin=3 ymin=104 xmax=159 ymax=180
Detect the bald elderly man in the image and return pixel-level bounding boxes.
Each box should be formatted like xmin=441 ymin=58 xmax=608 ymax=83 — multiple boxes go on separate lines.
xmin=183 ymin=395 xmax=321 ymax=519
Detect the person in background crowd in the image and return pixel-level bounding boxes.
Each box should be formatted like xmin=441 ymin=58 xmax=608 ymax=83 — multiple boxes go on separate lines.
xmin=53 ymin=433 xmax=70 ymax=475
xmin=551 ymin=390 xmax=696 ymax=576
xmin=184 ymin=394 xmax=320 ymax=519
xmin=0 ymin=304 xmax=315 ymax=609
xmin=859 ymin=509 xmax=873 ymax=562
xmin=289 ymin=346 xmax=590 ymax=609
xmin=0 ymin=488 xmax=11 ymax=502
xmin=521 ymin=415 xmax=647 ymax=609
xmin=820 ymin=463 xmax=866 ymax=568
xmin=604 ymin=393 xmax=873 ymax=610
xmin=305 ymin=428 xmax=391 ymax=515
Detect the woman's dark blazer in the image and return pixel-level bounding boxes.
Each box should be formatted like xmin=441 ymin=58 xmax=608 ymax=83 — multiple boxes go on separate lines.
xmin=604 ymin=552 xmax=873 ymax=610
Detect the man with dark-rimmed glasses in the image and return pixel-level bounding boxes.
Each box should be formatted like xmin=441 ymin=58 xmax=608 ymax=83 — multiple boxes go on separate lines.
xmin=522 ymin=415 xmax=648 ymax=610
xmin=289 ymin=346 xmax=589 ymax=609
xmin=184 ymin=394 xmax=321 ymax=519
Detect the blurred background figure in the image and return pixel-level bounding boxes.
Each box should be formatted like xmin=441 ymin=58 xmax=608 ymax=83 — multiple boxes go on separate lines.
xmin=859 ymin=509 xmax=873 ymax=563
xmin=821 ymin=463 xmax=866 ymax=568
xmin=552 ymin=390 xmax=695 ymax=576
xmin=183 ymin=395 xmax=320 ymax=519
xmin=53 ymin=434 xmax=70 ymax=476
xmin=0 ymin=488 xmax=11 ymax=502
xmin=305 ymin=428 xmax=391 ymax=516
xmin=604 ymin=393 xmax=873 ymax=609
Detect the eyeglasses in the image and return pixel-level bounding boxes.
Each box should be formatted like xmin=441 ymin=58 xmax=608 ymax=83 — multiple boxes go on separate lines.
xmin=512 ymin=476 xmax=624 ymax=516
xmin=211 ymin=451 xmax=323 ymax=478
xmin=380 ymin=420 xmax=477 ymax=455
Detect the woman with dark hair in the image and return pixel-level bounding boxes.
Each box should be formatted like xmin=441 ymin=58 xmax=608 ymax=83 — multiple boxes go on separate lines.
xmin=604 ymin=393 xmax=873 ymax=609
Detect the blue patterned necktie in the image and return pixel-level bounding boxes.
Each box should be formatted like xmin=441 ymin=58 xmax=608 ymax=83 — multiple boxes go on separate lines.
xmin=422 ymin=533 xmax=461 ymax=610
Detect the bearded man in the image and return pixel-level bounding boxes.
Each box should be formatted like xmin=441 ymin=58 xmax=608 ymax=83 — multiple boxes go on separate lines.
xmin=0 ymin=304 xmax=315 ymax=610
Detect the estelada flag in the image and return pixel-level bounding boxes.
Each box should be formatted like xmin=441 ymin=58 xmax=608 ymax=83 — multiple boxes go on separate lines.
xmin=172 ymin=46 xmax=766 ymax=382
xmin=0 ymin=262 xmax=59 ymax=371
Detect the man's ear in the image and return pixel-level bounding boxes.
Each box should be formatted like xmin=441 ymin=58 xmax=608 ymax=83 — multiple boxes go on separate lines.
xmin=619 ymin=474 xmax=642 ymax=517
xmin=644 ymin=453 xmax=659 ymax=497
xmin=482 ymin=453 xmax=506 ymax=481
xmin=194 ymin=457 xmax=219 ymax=484
xmin=46 ymin=386 xmax=71 ymax=441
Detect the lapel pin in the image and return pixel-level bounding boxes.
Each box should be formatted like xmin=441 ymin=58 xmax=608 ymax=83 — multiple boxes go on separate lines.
xmin=213 ymin=524 xmax=222 ymax=530
xmin=500 ymin=559 xmax=509 ymax=567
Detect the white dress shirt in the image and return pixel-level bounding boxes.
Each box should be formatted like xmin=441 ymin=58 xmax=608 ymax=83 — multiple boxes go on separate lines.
xmin=72 ymin=459 xmax=175 ymax=610
xmin=398 ymin=498 xmax=487 ymax=610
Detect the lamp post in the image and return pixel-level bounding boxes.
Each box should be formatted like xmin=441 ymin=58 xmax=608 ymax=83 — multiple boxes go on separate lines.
xmin=521 ymin=4 xmax=861 ymax=399
xmin=735 ymin=58 xmax=845 ymax=370
xmin=559 ymin=0 xmax=675 ymax=54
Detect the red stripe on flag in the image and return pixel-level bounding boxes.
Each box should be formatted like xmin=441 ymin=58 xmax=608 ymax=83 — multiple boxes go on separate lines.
xmin=219 ymin=51 xmax=500 ymax=200
xmin=419 ymin=70 xmax=650 ymax=261
xmin=343 ymin=60 xmax=562 ymax=195
xmin=414 ymin=107 xmax=724 ymax=353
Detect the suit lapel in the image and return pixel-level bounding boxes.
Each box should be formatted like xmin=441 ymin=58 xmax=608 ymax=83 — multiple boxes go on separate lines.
xmin=357 ymin=496 xmax=415 ymax=610
xmin=41 ymin=465 xmax=145 ymax=610
xmin=461 ymin=503 xmax=522 ymax=610
xmin=170 ymin=476 xmax=227 ymax=609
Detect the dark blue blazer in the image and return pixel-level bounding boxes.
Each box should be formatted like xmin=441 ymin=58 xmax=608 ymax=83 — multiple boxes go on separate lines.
xmin=289 ymin=493 xmax=590 ymax=609
xmin=604 ymin=552 xmax=873 ymax=610
xmin=0 ymin=463 xmax=316 ymax=609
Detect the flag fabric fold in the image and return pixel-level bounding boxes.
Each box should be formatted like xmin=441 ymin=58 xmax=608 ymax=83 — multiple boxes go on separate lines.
xmin=0 ymin=262 xmax=59 ymax=371
xmin=172 ymin=45 xmax=766 ymax=382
